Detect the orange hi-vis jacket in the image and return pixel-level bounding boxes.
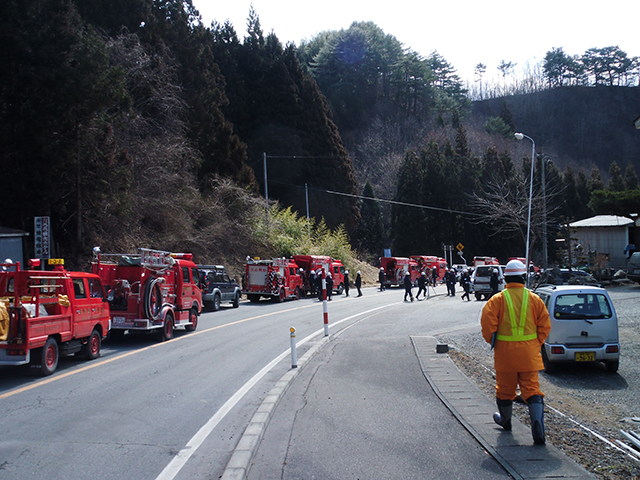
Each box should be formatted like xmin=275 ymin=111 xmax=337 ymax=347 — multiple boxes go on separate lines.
xmin=481 ymin=283 xmax=551 ymax=373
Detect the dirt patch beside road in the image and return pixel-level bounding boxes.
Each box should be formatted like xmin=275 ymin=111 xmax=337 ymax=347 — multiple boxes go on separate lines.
xmin=439 ymin=285 xmax=640 ymax=479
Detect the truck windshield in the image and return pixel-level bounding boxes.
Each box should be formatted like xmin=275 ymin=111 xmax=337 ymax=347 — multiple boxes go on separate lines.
xmin=553 ymin=294 xmax=612 ymax=319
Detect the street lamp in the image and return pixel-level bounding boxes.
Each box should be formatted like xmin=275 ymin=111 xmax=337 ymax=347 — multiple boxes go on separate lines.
xmin=515 ymin=132 xmax=535 ymax=285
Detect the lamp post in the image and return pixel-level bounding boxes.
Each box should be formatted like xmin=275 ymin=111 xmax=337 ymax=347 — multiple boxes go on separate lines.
xmin=515 ymin=132 xmax=535 ymax=285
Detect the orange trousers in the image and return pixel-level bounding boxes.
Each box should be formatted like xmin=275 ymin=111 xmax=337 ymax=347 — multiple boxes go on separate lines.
xmin=495 ymin=370 xmax=544 ymax=402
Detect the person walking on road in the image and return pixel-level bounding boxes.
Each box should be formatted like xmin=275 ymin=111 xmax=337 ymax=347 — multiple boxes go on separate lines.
xmin=378 ymin=267 xmax=386 ymax=291
xmin=326 ymin=273 xmax=334 ymax=301
xmin=344 ymin=270 xmax=350 ymax=297
xmin=416 ymin=271 xmax=427 ymax=300
xmin=403 ymin=271 xmax=414 ymax=302
xmin=445 ymin=268 xmax=456 ymax=296
xmin=431 ymin=267 xmax=438 ymax=287
xmin=490 ymin=268 xmax=500 ymax=298
xmin=480 ymin=259 xmax=551 ymax=445
xmin=355 ymin=271 xmax=362 ymax=297
xmin=460 ymin=269 xmax=471 ymax=301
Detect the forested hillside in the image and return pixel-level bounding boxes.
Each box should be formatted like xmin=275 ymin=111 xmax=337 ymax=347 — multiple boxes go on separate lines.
xmin=2 ymin=1 xmax=639 ymax=269
xmin=0 ymin=0 xmax=359 ymax=267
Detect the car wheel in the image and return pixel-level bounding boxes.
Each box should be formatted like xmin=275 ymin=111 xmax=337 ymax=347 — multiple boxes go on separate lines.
xmin=475 ymin=293 xmax=481 ymax=301
xmin=232 ymin=292 xmax=240 ymax=308
xmin=604 ymin=360 xmax=619 ymax=373
xmin=185 ymin=307 xmax=198 ymax=332
xmin=40 ymin=337 xmax=59 ymax=376
xmin=160 ymin=313 xmax=174 ymax=341
xmin=541 ymin=347 xmax=557 ymax=374
xmin=84 ymin=329 xmax=101 ymax=360
xmin=213 ymin=293 xmax=221 ymax=311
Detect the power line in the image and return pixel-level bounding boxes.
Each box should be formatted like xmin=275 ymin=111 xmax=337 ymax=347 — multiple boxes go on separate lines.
xmin=266 ymin=178 xmax=483 ymax=218
xmin=324 ymin=189 xmax=484 ymax=217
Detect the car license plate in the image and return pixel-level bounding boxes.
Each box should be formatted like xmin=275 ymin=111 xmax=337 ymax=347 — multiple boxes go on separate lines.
xmin=575 ymin=352 xmax=595 ymax=362
xmin=113 ymin=316 xmax=126 ymax=325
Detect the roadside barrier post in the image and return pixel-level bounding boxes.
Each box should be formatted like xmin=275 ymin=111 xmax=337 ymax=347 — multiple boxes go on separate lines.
xmin=290 ymin=326 xmax=297 ymax=368
xmin=322 ymin=269 xmax=329 ymax=336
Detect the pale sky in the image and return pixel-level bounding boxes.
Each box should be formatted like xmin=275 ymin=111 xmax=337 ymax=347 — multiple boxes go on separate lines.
xmin=194 ymin=0 xmax=639 ymax=86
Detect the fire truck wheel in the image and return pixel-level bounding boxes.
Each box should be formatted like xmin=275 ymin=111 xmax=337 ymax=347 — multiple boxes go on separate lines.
xmin=84 ymin=329 xmax=101 ymax=360
xmin=40 ymin=337 xmax=59 ymax=376
xmin=186 ymin=307 xmax=198 ymax=332
xmin=232 ymin=292 xmax=240 ymax=308
xmin=212 ymin=293 xmax=221 ymax=311
xmin=143 ymin=278 xmax=162 ymax=320
xmin=475 ymin=293 xmax=482 ymax=301
xmin=160 ymin=313 xmax=174 ymax=341
xmin=294 ymin=287 xmax=301 ymax=300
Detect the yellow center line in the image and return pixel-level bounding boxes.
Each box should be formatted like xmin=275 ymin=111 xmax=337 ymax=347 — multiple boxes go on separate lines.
xmin=0 ymin=303 xmax=317 ymax=400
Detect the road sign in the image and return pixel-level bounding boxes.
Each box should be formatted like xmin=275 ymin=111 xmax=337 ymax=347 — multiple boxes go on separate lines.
xmin=456 ymin=243 xmax=464 ymax=251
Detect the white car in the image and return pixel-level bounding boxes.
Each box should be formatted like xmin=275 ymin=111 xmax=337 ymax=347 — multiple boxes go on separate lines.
xmin=470 ymin=265 xmax=504 ymax=300
xmin=534 ymin=285 xmax=620 ymax=373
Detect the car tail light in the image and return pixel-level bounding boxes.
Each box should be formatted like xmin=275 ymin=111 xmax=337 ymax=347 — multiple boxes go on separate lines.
xmin=606 ymin=345 xmax=619 ymax=353
xmin=551 ymin=346 xmax=565 ymax=355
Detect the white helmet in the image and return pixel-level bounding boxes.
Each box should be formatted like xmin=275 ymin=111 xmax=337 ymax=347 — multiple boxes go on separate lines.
xmin=405 ymin=271 xmax=410 ymax=276
xmin=311 ymin=270 xmax=315 ymax=275
xmin=421 ymin=271 xmax=426 ymax=276
xmin=504 ymin=259 xmax=526 ymax=276
xmin=357 ymin=271 xmax=361 ymax=275
xmin=380 ymin=267 xmax=384 ymax=271
xmin=345 ymin=270 xmax=349 ymax=274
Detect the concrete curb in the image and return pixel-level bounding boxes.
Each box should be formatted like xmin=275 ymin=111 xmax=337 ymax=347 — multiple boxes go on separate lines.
xmin=220 ymin=335 xmax=330 ymax=480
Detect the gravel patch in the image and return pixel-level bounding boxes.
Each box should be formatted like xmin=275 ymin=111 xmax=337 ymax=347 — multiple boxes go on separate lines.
xmin=437 ymin=284 xmax=640 ymax=480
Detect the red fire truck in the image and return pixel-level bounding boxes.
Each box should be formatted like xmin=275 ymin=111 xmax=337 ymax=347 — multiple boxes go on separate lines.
xmin=380 ymin=257 xmax=420 ymax=287
xmin=0 ymin=258 xmax=110 ymax=376
xmin=243 ymin=258 xmax=304 ymax=302
xmin=473 ymin=256 xmax=500 ymax=267
xmin=91 ymin=247 xmax=202 ymax=341
xmin=410 ymin=255 xmax=448 ymax=283
xmin=292 ymin=255 xmax=346 ymax=295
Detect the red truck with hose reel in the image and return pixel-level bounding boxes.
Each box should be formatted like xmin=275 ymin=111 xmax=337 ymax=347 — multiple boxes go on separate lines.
xmin=91 ymin=247 xmax=202 ymax=341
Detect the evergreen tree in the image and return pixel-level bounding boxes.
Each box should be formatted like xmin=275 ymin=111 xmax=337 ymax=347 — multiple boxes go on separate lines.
xmin=357 ymin=181 xmax=384 ymax=254
xmin=624 ymin=162 xmax=639 ymax=190
xmin=588 ymin=166 xmax=605 ymax=192
xmin=608 ymin=161 xmax=625 ymax=191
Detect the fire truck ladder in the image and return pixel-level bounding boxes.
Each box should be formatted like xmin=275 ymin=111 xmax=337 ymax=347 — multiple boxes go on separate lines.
xmin=139 ymin=248 xmax=176 ymax=273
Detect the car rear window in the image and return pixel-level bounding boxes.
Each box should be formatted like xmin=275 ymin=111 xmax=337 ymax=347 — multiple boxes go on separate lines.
xmin=476 ymin=266 xmax=495 ymax=277
xmin=553 ymin=293 xmax=612 ymax=319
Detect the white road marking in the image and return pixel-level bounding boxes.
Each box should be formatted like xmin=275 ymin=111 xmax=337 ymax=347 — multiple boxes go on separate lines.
xmin=155 ymin=304 xmax=394 ymax=480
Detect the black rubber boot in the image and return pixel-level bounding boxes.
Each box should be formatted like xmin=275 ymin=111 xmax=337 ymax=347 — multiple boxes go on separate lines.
xmin=493 ymin=398 xmax=513 ymax=431
xmin=527 ymin=395 xmax=545 ymax=445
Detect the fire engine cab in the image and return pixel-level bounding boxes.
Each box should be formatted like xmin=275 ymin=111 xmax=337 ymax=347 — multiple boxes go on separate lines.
xmin=380 ymin=257 xmax=420 ymax=287
xmin=0 ymin=258 xmax=110 ymax=376
xmin=292 ymin=255 xmax=345 ymax=295
xmin=243 ymin=258 xmax=303 ymax=302
xmin=91 ymin=247 xmax=202 ymax=341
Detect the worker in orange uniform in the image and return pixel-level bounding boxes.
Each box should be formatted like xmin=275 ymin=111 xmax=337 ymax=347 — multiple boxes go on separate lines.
xmin=480 ymin=259 xmax=551 ymax=445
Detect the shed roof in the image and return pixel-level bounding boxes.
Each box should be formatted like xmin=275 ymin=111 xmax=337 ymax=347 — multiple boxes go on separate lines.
xmin=569 ymin=215 xmax=633 ymax=228
xmin=0 ymin=227 xmax=29 ymax=237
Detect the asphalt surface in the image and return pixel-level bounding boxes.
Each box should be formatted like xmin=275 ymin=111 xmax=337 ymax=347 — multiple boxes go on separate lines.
xmin=222 ymin=288 xmax=596 ymax=480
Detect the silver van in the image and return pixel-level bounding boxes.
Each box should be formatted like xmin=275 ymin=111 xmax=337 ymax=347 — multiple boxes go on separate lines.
xmin=535 ymin=285 xmax=620 ymax=373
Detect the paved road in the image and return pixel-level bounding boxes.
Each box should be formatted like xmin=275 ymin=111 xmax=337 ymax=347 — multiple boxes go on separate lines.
xmin=0 ymin=285 xmax=596 ymax=479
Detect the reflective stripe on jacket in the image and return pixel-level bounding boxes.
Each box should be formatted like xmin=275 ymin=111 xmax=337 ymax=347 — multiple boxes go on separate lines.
xmin=496 ymin=289 xmax=538 ymax=342
xmin=481 ymin=283 xmax=551 ymax=372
